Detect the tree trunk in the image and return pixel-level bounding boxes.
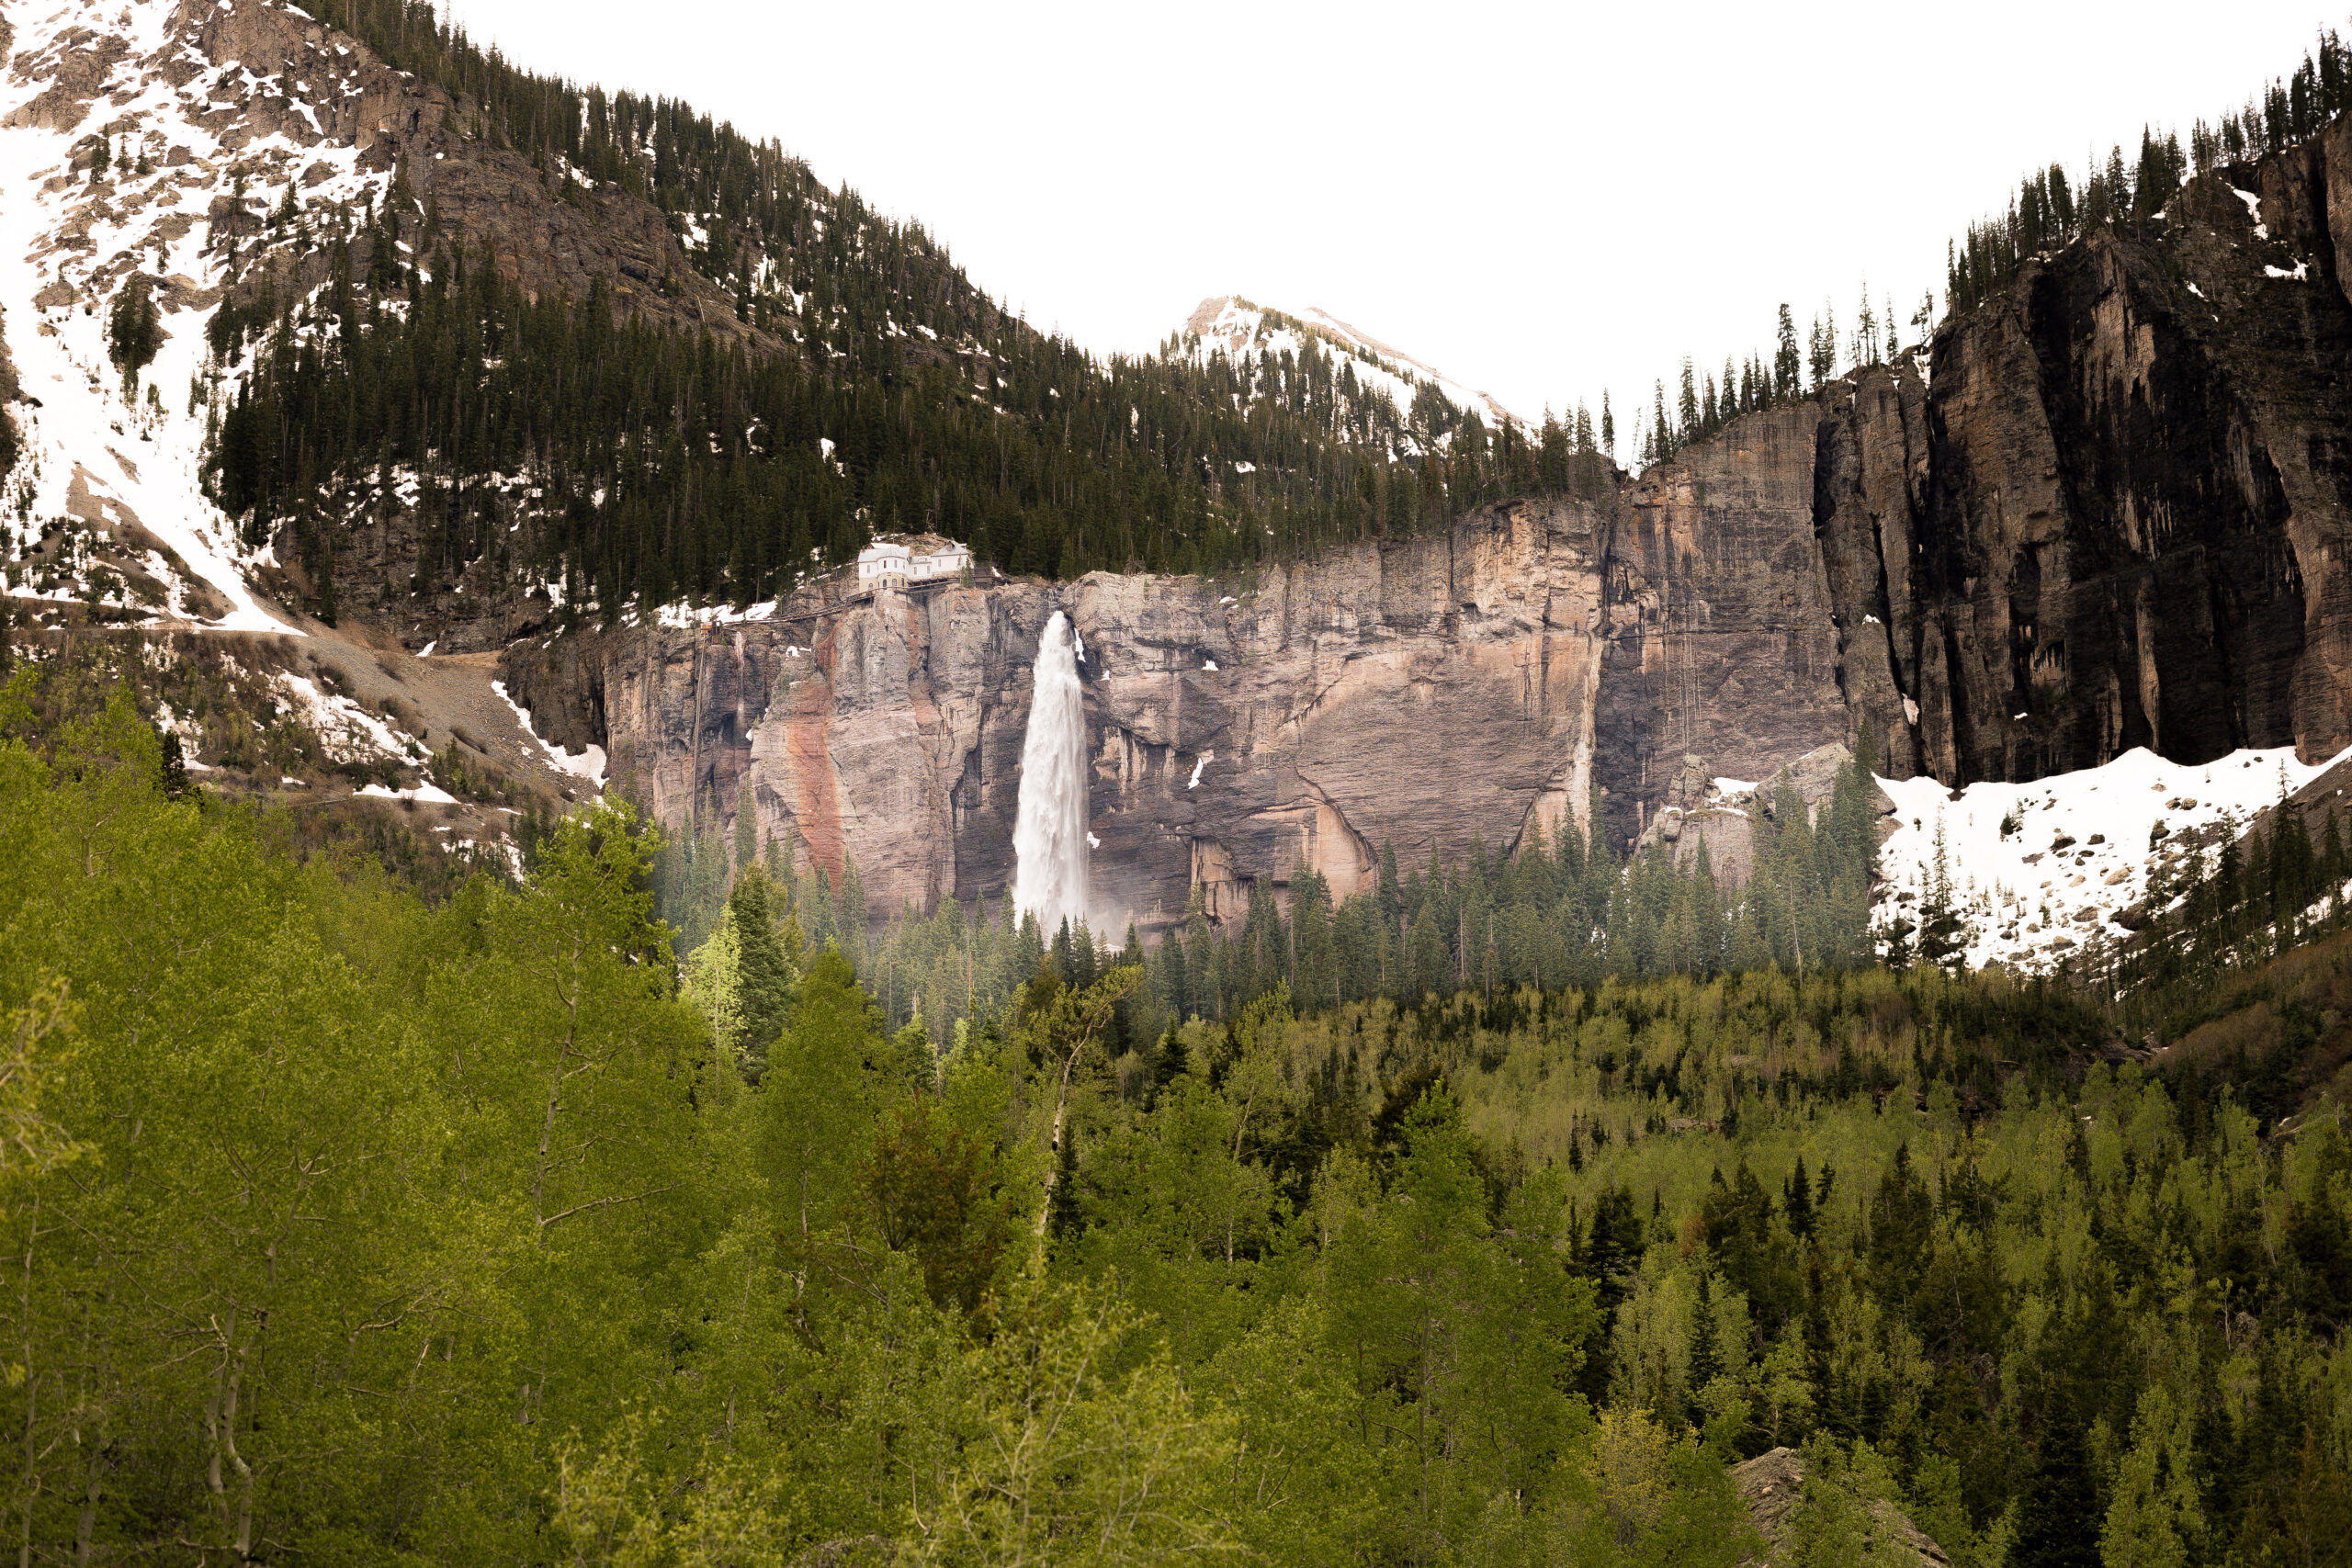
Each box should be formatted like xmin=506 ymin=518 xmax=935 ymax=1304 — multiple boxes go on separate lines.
xmin=17 ymin=1194 xmax=36 ymax=1568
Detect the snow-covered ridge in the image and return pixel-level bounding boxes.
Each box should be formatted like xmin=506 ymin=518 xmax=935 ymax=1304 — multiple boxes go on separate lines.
xmin=1182 ymin=294 xmax=1522 ymax=434
xmin=0 ymin=0 xmax=399 ymax=636
xmin=1873 ymin=742 xmax=2352 ymax=971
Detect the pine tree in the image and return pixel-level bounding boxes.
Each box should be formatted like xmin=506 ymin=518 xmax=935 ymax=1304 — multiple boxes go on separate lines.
xmin=722 ymin=864 xmax=798 ymax=1077
xmin=1784 ymin=1154 xmax=1815 ymax=1239
xmin=1407 ymin=901 xmax=1447 ymax=1000
xmin=2013 ymin=1411 xmax=2102 ymax=1568
xmin=1183 ymin=886 xmax=1214 ymax=1020
xmin=734 ymin=798 xmax=758 ymax=880
xmin=1807 ymin=301 xmax=1836 ymax=391
xmin=157 ymin=730 xmax=189 ymax=799
xmin=106 ymin=276 xmax=161 ymax=389
xmin=1686 ymin=1268 xmax=1722 ymax=1428
xmin=837 ymin=857 xmax=869 ymax=965
xmin=1917 ymin=817 xmax=1967 ymax=968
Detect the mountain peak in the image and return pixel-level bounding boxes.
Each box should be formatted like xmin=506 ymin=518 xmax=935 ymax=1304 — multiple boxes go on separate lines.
xmin=1183 ymin=293 xmax=1522 ymax=428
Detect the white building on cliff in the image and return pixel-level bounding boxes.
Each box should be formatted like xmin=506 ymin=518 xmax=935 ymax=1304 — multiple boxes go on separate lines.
xmin=855 ymin=536 xmax=974 ymax=588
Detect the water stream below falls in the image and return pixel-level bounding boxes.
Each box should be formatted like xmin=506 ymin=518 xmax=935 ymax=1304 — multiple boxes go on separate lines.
xmin=1012 ymin=610 xmax=1089 ymax=937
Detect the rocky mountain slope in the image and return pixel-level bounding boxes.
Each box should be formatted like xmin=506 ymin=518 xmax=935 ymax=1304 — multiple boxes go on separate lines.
xmin=0 ymin=0 xmax=647 ymax=818
xmin=12 ymin=0 xmax=2352 ymax=962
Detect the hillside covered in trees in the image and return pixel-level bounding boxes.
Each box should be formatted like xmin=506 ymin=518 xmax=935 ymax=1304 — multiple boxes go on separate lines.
xmin=2 ymin=647 xmax=2350 ymax=1562
xmin=197 ymin=0 xmax=1605 ymax=620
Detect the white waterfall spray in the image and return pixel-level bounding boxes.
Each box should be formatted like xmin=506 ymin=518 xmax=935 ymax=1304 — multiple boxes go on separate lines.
xmin=1012 ymin=610 xmax=1089 ymax=937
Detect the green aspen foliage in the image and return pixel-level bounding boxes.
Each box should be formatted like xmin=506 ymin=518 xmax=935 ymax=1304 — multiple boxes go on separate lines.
xmin=1 ymin=676 xmax=2349 ymax=1560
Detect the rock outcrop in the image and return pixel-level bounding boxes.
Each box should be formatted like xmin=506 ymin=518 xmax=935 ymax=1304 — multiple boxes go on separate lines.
xmin=507 ymin=497 xmax=1915 ymax=934
xmin=1605 ymin=394 xmax=1881 ymax=848
xmin=1731 ymin=1447 xmax=1951 ymax=1567
xmin=1637 ymin=743 xmax=1899 ymax=886
xmin=159 ymin=0 xmax=769 ymax=350
xmin=1803 ymin=146 xmax=2352 ymax=789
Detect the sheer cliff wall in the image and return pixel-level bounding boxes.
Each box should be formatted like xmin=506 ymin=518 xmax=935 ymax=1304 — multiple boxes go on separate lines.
xmin=501 ymin=145 xmax=2352 ymax=927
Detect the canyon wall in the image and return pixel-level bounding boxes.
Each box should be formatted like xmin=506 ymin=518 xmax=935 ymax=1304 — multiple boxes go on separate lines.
xmin=1813 ymin=136 xmax=2352 ymax=790
xmin=503 ymin=462 xmax=1911 ymax=931
xmin=499 ymin=145 xmax=2352 ymax=927
xmin=512 ymin=501 xmax=1684 ymax=935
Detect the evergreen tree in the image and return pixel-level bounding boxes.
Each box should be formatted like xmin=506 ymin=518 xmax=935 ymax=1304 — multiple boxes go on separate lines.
xmin=1774 ymin=304 xmax=1802 ymax=399
xmin=1783 ymin=1154 xmax=1815 ymax=1239
xmin=2012 ymin=1411 xmax=2102 ymax=1568
xmin=106 ymin=275 xmax=161 ymax=389
xmin=1686 ymin=1267 xmax=1722 ymax=1428
xmin=1917 ymin=817 xmax=1967 ymax=968
xmin=1807 ymin=301 xmax=1836 ymax=391
xmin=725 ymin=863 xmax=798 ymax=1076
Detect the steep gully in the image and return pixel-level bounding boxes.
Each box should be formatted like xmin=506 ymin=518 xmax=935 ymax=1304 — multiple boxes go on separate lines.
xmin=503 ymin=140 xmax=2352 ymax=938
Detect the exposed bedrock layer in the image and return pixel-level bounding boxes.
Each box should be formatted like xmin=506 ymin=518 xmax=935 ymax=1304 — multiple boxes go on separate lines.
xmin=508 ymin=502 xmax=1646 ymax=935
xmin=1814 ymin=129 xmax=2352 ymax=789
xmin=503 ymin=145 xmax=2352 ymax=928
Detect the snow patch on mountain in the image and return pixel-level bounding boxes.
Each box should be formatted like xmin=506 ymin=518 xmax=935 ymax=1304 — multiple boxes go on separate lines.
xmin=275 ymin=671 xmax=401 ymax=761
xmin=493 ymin=679 xmax=606 ymax=788
xmin=1873 ymin=742 xmax=2352 ymax=971
xmin=0 ymin=0 xmax=394 ymax=636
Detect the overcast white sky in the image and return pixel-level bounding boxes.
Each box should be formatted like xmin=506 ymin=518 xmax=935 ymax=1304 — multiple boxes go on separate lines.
xmin=447 ymin=0 xmax=2342 ymax=430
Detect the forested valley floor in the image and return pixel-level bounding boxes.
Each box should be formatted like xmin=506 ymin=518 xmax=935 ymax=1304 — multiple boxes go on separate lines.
xmin=1 ymin=676 xmax=2348 ymax=1565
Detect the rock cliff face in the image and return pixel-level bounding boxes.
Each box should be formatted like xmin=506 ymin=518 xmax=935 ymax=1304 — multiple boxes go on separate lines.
xmin=504 ymin=493 xmax=1916 ymax=933
xmin=1594 ymin=132 xmax=2352 ymax=840
xmin=509 ymin=130 xmax=2352 ymax=930
xmin=1809 ymin=145 xmax=2352 ymax=789
xmin=514 ymin=502 xmax=1683 ymax=935
xmin=1605 ymin=394 xmax=1881 ymax=847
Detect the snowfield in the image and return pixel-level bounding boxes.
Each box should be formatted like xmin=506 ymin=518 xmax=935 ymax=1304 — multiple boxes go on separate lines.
xmin=1872 ymin=742 xmax=2352 ymax=971
xmin=0 ymin=0 xmax=392 ymax=636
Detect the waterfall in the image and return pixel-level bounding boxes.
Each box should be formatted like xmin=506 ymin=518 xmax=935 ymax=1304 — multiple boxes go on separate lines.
xmin=1012 ymin=610 xmax=1089 ymax=938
